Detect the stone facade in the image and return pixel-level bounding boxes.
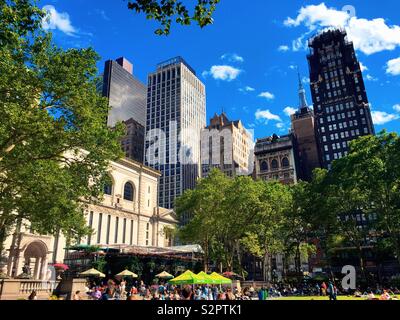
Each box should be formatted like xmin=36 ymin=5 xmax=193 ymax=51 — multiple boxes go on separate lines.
xmin=201 ymin=112 xmax=253 ymax=178
xmin=2 ymin=157 xmax=177 ymax=280
xmin=254 ymin=134 xmax=298 ymax=185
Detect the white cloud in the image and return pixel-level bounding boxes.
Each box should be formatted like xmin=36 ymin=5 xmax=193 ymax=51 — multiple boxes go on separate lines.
xmin=239 ymin=86 xmax=255 ymax=92
xmin=386 ymin=57 xmax=400 ymax=76
xmin=221 ymin=53 xmax=244 ymax=63
xmin=42 ymin=5 xmax=77 ymax=36
xmin=203 ymin=65 xmax=242 ymax=81
xmin=284 ymin=107 xmax=297 ymax=116
xmin=360 ymin=62 xmax=368 ymax=72
xmin=255 ymin=109 xmax=282 ymax=123
xmin=393 ymin=104 xmax=400 ymax=112
xmin=371 ymin=111 xmax=399 ymax=125
xmin=365 ymin=74 xmax=378 ymax=82
xmin=285 ymin=3 xmax=400 ymax=55
xmin=278 ymin=45 xmax=290 ymax=52
xmin=258 ymin=91 xmax=275 ymax=100
xmin=284 ymin=3 xmax=349 ymax=29
xmin=289 ymin=65 xmax=296 ymax=70
xmin=302 ymin=77 xmax=310 ymax=84
xmin=276 ymin=122 xmax=285 ymax=129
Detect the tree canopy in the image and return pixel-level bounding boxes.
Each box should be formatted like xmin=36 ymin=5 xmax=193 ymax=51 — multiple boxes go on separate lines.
xmin=0 ymin=0 xmax=124 ymax=255
xmin=126 ymin=0 xmax=220 ymax=35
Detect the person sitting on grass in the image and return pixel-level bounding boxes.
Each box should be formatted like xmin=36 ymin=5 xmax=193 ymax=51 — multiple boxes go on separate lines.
xmin=367 ymin=292 xmax=377 ymax=300
xmin=379 ymin=290 xmax=391 ymax=300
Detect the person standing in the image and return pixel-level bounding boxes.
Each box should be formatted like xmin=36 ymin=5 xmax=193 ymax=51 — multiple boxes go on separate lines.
xmin=328 ymin=282 xmax=336 ymax=301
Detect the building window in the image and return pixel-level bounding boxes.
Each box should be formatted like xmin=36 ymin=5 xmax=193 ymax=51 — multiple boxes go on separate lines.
xmin=146 ymin=223 xmax=150 ymax=246
xmin=104 ymin=183 xmax=112 ymax=195
xmin=87 ymin=211 xmax=94 ymax=245
xmin=271 ymin=159 xmax=279 ymax=170
xmin=122 ymin=218 xmax=127 ymax=244
xmin=281 ymin=157 xmax=290 ymax=168
xmin=97 ymin=213 xmax=103 ymax=244
xmin=130 ymin=220 xmax=134 ymax=245
xmin=260 ymin=161 xmax=268 ymax=172
xmin=114 ymin=217 xmax=119 ymax=244
xmin=106 ymin=215 xmax=111 ymax=245
xmin=124 ymin=182 xmax=134 ymax=201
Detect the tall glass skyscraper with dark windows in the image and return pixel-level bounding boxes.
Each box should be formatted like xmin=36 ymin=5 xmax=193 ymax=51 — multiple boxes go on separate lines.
xmin=102 ymin=57 xmax=147 ymax=127
xmin=307 ymin=29 xmax=375 ymax=169
xmin=145 ymin=57 xmax=206 ymax=209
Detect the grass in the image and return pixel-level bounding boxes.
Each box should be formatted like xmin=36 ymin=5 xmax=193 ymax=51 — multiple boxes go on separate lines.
xmin=275 ymin=296 xmax=371 ymax=301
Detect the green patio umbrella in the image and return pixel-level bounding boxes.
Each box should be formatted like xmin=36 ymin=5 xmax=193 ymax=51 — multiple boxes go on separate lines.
xmin=197 ymin=272 xmax=218 ymax=285
xmin=168 ymin=270 xmax=206 ymax=285
xmin=209 ymin=272 xmax=232 ymax=284
xmin=79 ymin=268 xmax=106 ymax=278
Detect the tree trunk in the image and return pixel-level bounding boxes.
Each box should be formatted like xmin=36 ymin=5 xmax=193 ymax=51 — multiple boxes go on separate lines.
xmin=295 ymin=243 xmax=301 ymax=274
xmin=0 ymin=227 xmax=7 ymax=259
xmin=263 ymin=253 xmax=271 ymax=282
xmin=203 ymin=243 xmax=209 ymax=273
xmin=357 ymin=246 xmax=368 ymax=284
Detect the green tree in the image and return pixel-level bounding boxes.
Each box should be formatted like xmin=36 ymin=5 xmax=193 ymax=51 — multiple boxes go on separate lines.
xmin=0 ymin=0 xmax=124 ymax=256
xmin=282 ymin=182 xmax=316 ymax=274
xmin=175 ymin=168 xmax=230 ymax=272
xmin=127 ymin=0 xmax=220 ymax=35
xmin=240 ymin=181 xmax=291 ymax=281
xmin=330 ymin=132 xmax=400 ymax=265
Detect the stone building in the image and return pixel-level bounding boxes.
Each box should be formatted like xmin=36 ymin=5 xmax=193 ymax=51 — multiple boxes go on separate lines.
xmin=120 ymin=118 xmax=145 ymax=163
xmin=291 ymin=72 xmax=321 ymax=182
xmin=201 ymin=112 xmax=253 ymax=178
xmin=2 ymin=157 xmax=177 ymax=280
xmin=254 ymin=134 xmax=298 ymax=185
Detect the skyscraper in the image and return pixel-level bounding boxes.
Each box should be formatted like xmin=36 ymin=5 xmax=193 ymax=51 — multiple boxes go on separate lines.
xmin=307 ymin=29 xmax=375 ymax=169
xmin=291 ymin=71 xmax=321 ymax=181
xmin=145 ymin=57 xmax=206 ymax=209
xmin=102 ymin=57 xmax=147 ymax=127
xmin=201 ymin=112 xmax=253 ymax=178
xmin=120 ymin=118 xmax=145 ymax=163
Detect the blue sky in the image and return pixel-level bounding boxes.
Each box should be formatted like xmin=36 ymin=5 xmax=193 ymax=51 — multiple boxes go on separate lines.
xmin=41 ymin=0 xmax=400 ymax=139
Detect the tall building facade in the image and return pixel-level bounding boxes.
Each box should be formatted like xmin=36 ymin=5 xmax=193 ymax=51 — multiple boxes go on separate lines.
xmin=102 ymin=57 xmax=147 ymax=127
xmin=201 ymin=112 xmax=253 ymax=178
xmin=254 ymin=134 xmax=298 ymax=185
xmin=145 ymin=57 xmax=206 ymax=209
xmin=121 ymin=118 xmax=145 ymax=163
xmin=291 ymin=72 xmax=321 ymax=181
xmin=308 ymin=29 xmax=375 ymax=169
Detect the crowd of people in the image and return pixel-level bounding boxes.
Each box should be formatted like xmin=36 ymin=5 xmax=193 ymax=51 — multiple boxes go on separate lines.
xmin=78 ymin=279 xmax=255 ymax=301
xmin=70 ymin=278 xmax=399 ymax=301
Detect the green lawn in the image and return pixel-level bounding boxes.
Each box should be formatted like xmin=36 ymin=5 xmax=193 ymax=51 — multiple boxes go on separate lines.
xmin=274 ymin=296 xmax=370 ymax=301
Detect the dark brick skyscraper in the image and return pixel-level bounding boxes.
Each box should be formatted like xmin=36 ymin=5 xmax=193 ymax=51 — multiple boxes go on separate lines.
xmin=308 ymin=29 xmax=375 ymax=169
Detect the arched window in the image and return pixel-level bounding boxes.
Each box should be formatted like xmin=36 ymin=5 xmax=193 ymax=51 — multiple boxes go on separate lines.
xmin=282 ymin=157 xmax=290 ymax=168
xmin=104 ymin=183 xmax=112 ymax=196
xmin=124 ymin=182 xmax=134 ymax=201
xmin=260 ymin=161 xmax=269 ymax=172
xmin=271 ymin=159 xmax=279 ymax=169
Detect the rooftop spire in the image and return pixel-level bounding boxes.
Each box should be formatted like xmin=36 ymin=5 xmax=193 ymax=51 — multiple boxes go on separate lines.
xmin=297 ymin=66 xmax=308 ymax=110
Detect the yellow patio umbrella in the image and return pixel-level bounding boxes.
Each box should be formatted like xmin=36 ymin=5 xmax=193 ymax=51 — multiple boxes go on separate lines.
xmin=116 ymin=269 xmax=138 ymax=278
xmin=79 ymin=268 xmax=106 ymax=278
xmin=209 ymin=272 xmax=232 ymax=284
xmin=197 ymin=272 xmax=218 ymax=285
xmin=156 ymin=271 xmax=174 ymax=279
xmin=168 ymin=270 xmax=206 ymax=285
